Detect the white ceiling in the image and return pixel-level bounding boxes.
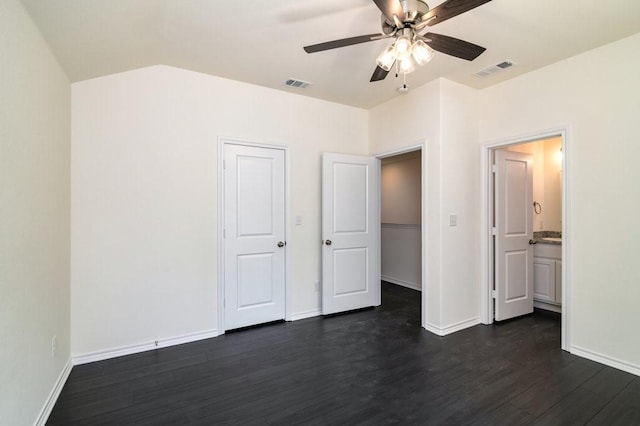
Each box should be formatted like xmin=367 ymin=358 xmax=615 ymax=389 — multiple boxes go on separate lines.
xmin=21 ymin=0 xmax=640 ymax=109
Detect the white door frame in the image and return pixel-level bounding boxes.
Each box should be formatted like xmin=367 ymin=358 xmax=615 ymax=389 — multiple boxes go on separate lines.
xmin=374 ymin=140 xmax=428 ymax=329
xmin=217 ymin=137 xmax=292 ymax=333
xmin=480 ymin=127 xmax=571 ymax=351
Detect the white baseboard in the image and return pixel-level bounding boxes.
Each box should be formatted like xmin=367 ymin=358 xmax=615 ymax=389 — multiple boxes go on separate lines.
xmin=425 ymin=317 xmax=481 ymax=336
xmin=570 ymin=345 xmax=640 ymax=377
xmin=381 ymin=275 xmax=422 ymax=292
xmin=72 ymin=329 xmax=220 ymax=365
xmin=35 ymin=358 xmax=72 ymax=426
xmin=290 ymin=309 xmax=321 ymax=321
xmin=534 ymin=300 xmax=562 ymax=313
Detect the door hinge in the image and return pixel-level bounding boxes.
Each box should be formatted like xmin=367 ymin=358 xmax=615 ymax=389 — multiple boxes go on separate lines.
xmin=491 ymin=164 xmax=497 ymax=173
xmin=492 ymin=227 xmax=497 ymax=236
xmin=492 ymin=290 xmax=497 ymax=299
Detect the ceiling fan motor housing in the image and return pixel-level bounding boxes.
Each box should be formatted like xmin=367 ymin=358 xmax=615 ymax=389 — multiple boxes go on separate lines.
xmin=382 ymin=0 xmax=430 ymax=30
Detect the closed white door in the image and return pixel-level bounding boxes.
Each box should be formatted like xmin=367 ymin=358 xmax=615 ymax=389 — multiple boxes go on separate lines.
xmin=322 ymin=153 xmax=380 ymax=315
xmin=223 ymin=144 xmax=286 ymax=330
xmin=494 ymin=150 xmax=534 ymax=321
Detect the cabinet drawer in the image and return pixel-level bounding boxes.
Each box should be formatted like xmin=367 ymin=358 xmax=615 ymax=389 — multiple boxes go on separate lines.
xmin=534 ymin=243 xmax=561 ymax=259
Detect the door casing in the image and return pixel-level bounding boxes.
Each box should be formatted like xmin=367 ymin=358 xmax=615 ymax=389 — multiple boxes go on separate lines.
xmin=480 ymin=128 xmax=570 ymax=351
xmin=217 ymin=137 xmax=292 ymax=333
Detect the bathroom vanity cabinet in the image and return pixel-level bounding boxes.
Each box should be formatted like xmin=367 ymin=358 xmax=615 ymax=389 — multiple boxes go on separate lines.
xmin=533 ymin=243 xmax=562 ymax=312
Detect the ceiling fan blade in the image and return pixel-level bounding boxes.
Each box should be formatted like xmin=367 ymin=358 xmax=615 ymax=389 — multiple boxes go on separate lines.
xmin=370 ymin=65 xmax=391 ymax=82
xmin=304 ymin=33 xmax=382 ymax=53
xmin=371 ymin=0 xmax=405 ymax=23
xmin=422 ymin=32 xmax=486 ymax=61
xmin=422 ymin=0 xmax=491 ymax=27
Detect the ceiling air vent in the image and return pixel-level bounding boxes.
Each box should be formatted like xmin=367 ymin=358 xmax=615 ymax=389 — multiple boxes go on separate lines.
xmin=285 ymin=78 xmax=312 ymax=89
xmin=475 ymin=60 xmax=516 ymax=77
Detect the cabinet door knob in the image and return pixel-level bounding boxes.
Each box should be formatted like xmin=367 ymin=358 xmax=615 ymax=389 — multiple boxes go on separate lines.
xmin=529 ymin=239 xmax=537 ymax=245
xmin=277 ymin=241 xmax=285 ymax=248
xmin=324 ymin=239 xmax=332 ymax=246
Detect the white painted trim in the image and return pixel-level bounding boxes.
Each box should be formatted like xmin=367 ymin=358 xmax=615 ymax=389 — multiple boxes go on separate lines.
xmin=571 ymin=346 xmax=640 ymax=377
xmin=374 ymin=143 xmax=424 ymax=159
xmin=34 ymin=359 xmax=72 ymax=426
xmin=217 ymin=137 xmax=292 ymax=332
xmin=72 ymin=329 xmax=220 ymax=365
xmin=479 ymin=146 xmax=492 ymax=325
xmin=425 ymin=317 xmax=481 ymax=336
xmin=534 ymin=300 xmax=562 ymax=314
xmin=290 ymin=309 xmax=322 ymax=321
xmin=480 ymin=127 xmax=571 ymax=351
xmin=560 ymin=128 xmax=572 ymax=352
xmin=373 ymin=139 xmax=428 ymax=330
xmin=284 ymin=145 xmax=293 ymax=321
xmin=217 ymin=139 xmax=225 ymax=334
xmin=381 ymin=276 xmax=422 ymax=292
xmin=381 ymin=223 xmax=421 ymax=229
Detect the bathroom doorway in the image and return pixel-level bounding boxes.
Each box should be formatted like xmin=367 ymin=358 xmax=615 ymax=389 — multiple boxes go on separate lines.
xmin=481 ymin=129 xmax=570 ymax=350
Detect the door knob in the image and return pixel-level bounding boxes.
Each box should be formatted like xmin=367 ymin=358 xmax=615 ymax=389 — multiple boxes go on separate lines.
xmin=277 ymin=241 xmax=285 ymax=248
xmin=529 ymin=239 xmax=537 ymax=245
xmin=324 ymin=239 xmax=332 ymax=246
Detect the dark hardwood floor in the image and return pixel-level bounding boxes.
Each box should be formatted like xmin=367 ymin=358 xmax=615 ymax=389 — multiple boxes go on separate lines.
xmin=48 ymin=283 xmax=640 ymax=425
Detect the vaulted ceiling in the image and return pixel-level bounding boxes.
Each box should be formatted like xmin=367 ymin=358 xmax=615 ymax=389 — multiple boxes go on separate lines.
xmin=21 ymin=0 xmax=640 ymax=108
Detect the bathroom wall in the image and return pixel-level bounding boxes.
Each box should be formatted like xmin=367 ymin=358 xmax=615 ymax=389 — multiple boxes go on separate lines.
xmin=543 ymin=137 xmax=562 ymax=232
xmin=506 ymin=136 xmax=562 ymax=232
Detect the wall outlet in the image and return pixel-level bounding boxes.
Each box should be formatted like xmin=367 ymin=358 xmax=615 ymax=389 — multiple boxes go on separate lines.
xmin=314 ymin=281 xmax=320 ymax=292
xmin=51 ymin=335 xmax=57 ymax=358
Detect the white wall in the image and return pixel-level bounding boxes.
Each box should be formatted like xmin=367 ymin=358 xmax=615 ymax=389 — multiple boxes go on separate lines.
xmin=381 ymin=153 xmax=421 ymax=224
xmin=370 ymin=78 xmax=480 ymax=334
xmin=480 ymin=32 xmax=640 ymax=371
xmin=381 ymin=224 xmax=422 ymax=291
xmin=71 ymin=65 xmax=368 ymax=356
xmin=439 ymin=80 xmax=480 ymax=330
xmin=0 ymin=0 xmax=71 ymax=424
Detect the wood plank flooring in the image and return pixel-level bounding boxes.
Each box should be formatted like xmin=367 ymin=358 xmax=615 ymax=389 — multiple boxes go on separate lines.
xmin=48 ymin=283 xmax=640 ymax=425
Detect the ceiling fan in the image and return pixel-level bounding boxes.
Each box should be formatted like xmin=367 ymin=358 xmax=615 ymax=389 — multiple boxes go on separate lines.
xmin=303 ymin=0 xmax=492 ymax=82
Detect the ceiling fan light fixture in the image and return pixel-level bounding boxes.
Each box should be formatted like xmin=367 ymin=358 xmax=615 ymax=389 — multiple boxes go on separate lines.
xmin=376 ymin=44 xmax=398 ymax=71
xmin=395 ymin=35 xmax=413 ymax=60
xmin=398 ymin=57 xmax=415 ymax=74
xmin=412 ymin=39 xmax=435 ymax=65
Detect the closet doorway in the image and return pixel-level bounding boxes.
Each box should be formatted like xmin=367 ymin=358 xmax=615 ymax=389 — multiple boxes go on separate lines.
xmin=380 ymin=150 xmax=422 ymax=296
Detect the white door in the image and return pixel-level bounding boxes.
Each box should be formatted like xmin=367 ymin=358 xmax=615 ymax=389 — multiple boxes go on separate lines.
xmin=223 ymin=144 xmax=286 ymax=330
xmin=322 ymin=153 xmax=380 ymax=315
xmin=494 ymin=150 xmax=534 ymax=321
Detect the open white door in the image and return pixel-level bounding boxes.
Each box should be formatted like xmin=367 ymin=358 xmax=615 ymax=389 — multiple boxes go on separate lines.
xmin=223 ymin=143 xmax=286 ymax=330
xmin=322 ymin=153 xmax=380 ymax=315
xmin=494 ymin=150 xmax=534 ymax=321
